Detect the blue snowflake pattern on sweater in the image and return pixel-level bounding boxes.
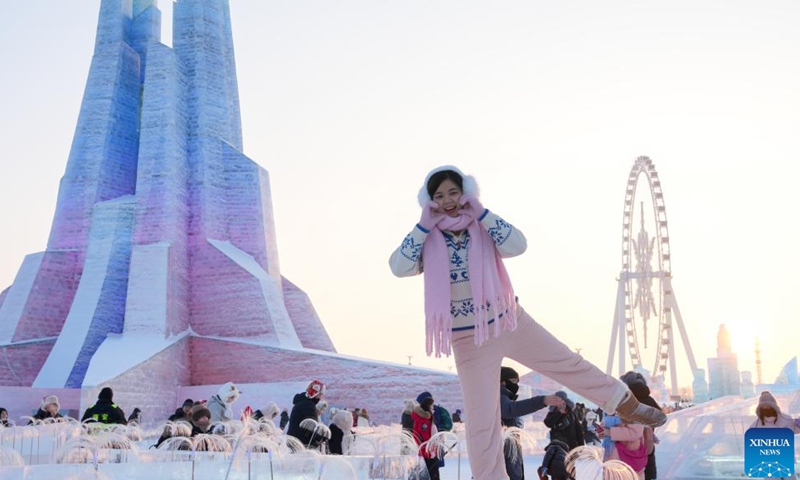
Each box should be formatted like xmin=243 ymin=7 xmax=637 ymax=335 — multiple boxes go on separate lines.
xmin=486 ymin=217 xmax=514 ymax=245
xmin=399 ymin=233 xmax=423 ymax=261
xmin=444 ymin=233 xmax=469 ymax=284
xmin=451 ymin=299 xmax=475 ymax=318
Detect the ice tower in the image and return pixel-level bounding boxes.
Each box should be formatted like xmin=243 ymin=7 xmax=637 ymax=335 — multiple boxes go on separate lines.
xmin=0 ymin=0 xmax=463 ymax=425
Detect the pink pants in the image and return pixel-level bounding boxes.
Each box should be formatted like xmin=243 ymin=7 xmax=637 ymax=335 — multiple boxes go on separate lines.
xmin=452 ymin=304 xmax=629 ymax=480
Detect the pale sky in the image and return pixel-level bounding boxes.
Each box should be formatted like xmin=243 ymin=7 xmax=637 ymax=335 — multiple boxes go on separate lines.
xmin=1 ymin=1 xmax=798 ymax=395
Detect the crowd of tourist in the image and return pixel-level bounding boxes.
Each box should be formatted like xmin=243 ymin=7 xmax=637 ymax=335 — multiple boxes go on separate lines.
xmin=3 ymin=374 xmax=798 ymax=480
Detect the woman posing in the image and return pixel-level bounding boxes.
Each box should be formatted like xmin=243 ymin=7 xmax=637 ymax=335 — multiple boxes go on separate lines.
xmin=390 ymin=166 xmax=666 ymax=480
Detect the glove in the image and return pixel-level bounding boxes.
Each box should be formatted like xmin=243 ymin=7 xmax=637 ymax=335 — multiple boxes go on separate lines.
xmin=459 ymin=194 xmax=486 ymax=218
xmin=419 ymin=201 xmax=445 ymax=230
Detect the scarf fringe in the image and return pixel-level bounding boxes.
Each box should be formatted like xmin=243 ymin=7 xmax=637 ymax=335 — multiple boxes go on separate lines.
xmin=426 ymin=296 xmax=519 ymax=355
xmin=426 ymin=312 xmax=453 ymax=358
xmin=472 ymin=293 xmax=518 ymax=347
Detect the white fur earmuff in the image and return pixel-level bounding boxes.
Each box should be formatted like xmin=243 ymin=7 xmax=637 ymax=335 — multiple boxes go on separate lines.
xmin=417 ymin=165 xmax=479 ymax=207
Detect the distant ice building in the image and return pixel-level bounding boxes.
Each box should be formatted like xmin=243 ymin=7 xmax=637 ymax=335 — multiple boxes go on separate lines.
xmin=692 ymin=368 xmax=709 ymax=402
xmin=774 ymin=356 xmax=799 ymax=385
xmin=739 ymin=371 xmax=755 ymax=397
xmin=0 ymin=0 xmax=462 ymax=424
xmin=756 ymin=356 xmax=800 ymax=395
xmin=707 ymin=324 xmax=741 ymax=399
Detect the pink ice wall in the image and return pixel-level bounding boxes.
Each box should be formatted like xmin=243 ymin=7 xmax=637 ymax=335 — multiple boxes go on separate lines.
xmin=59 ymin=336 xmax=462 ymax=428
xmin=0 ymin=342 xmax=55 ymax=387
xmin=80 ymin=341 xmax=192 ymax=426
xmin=189 ymin=247 xmax=278 ymax=338
xmin=11 ymin=251 xmax=80 ymax=343
xmin=188 ymin=338 xmax=465 ymax=427
xmin=282 ymin=278 xmax=337 ymax=352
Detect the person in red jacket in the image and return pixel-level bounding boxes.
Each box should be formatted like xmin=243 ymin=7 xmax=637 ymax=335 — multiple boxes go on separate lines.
xmin=412 ymin=393 xmax=440 ymax=480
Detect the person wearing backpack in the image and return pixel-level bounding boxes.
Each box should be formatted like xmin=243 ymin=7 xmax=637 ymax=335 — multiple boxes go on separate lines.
xmin=417 ymin=391 xmax=453 ymax=468
xmin=435 ymin=403 xmax=453 ymax=432
xmin=413 ymin=393 xmax=441 ymax=480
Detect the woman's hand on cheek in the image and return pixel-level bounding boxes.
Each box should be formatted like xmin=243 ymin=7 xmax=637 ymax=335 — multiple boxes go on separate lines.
xmin=459 ymin=194 xmax=485 ymax=217
xmin=419 ymin=201 xmax=445 ymax=230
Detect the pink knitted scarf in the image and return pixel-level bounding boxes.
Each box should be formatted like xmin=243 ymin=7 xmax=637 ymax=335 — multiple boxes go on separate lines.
xmin=422 ymin=210 xmax=517 ymax=357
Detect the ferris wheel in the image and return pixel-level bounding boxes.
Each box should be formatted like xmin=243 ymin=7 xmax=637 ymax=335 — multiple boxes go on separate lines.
xmin=606 ymin=156 xmax=698 ymax=396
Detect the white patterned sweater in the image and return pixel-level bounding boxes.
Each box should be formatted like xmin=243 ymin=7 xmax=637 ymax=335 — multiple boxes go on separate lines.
xmin=389 ymin=209 xmax=527 ymax=331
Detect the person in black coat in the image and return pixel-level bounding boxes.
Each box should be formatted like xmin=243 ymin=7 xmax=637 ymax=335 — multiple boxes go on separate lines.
xmin=500 ymin=366 xmax=565 ymax=480
xmin=190 ymin=404 xmax=213 ymax=436
xmin=621 ymin=371 xmax=663 ymax=480
xmin=127 ymin=408 xmax=142 ymax=425
xmin=30 ymin=395 xmax=63 ymax=424
xmin=82 ymin=387 xmax=126 ymax=425
xmin=328 ymin=408 xmax=354 ymax=454
xmin=168 ymin=399 xmax=194 ymax=422
xmin=287 ymin=380 xmax=326 ymax=447
xmin=543 ymin=391 xmax=585 ymax=451
xmin=452 ymin=409 xmax=462 ymax=423
xmin=538 ymin=439 xmax=571 ymax=480
xmin=279 ymin=409 xmax=290 ymax=430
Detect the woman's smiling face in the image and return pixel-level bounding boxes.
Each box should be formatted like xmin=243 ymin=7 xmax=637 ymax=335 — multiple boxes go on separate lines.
xmin=432 ymin=178 xmax=462 ymax=216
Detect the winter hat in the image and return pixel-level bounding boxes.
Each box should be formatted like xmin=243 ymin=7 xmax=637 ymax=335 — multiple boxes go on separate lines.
xmin=417 ymin=165 xmax=479 ymax=207
xmin=98 ymin=387 xmax=114 ymax=401
xmin=217 ymin=382 xmax=241 ymax=404
xmin=182 ymin=398 xmax=194 ymax=408
xmin=263 ymin=401 xmax=280 ymax=420
xmin=192 ymin=404 xmax=212 ymax=423
xmin=500 ymin=366 xmax=520 ymax=383
xmin=554 ymin=391 xmax=575 ymax=410
xmin=316 ymin=400 xmax=329 ymax=414
xmin=42 ymin=395 xmax=60 ymax=409
xmin=333 ymin=408 xmax=354 ymax=431
xmin=755 ymin=391 xmax=781 ymax=417
xmin=306 ymin=380 xmax=326 ymax=399
xmin=403 ymin=399 xmax=415 ymax=413
xmin=416 ymin=391 xmax=433 ymax=404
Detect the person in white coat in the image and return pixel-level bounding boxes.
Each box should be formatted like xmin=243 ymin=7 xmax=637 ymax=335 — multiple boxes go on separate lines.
xmin=207 ymin=382 xmax=241 ymax=423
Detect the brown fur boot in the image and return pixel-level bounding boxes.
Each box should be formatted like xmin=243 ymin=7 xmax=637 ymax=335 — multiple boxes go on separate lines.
xmin=615 ymin=391 xmax=667 ymax=427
